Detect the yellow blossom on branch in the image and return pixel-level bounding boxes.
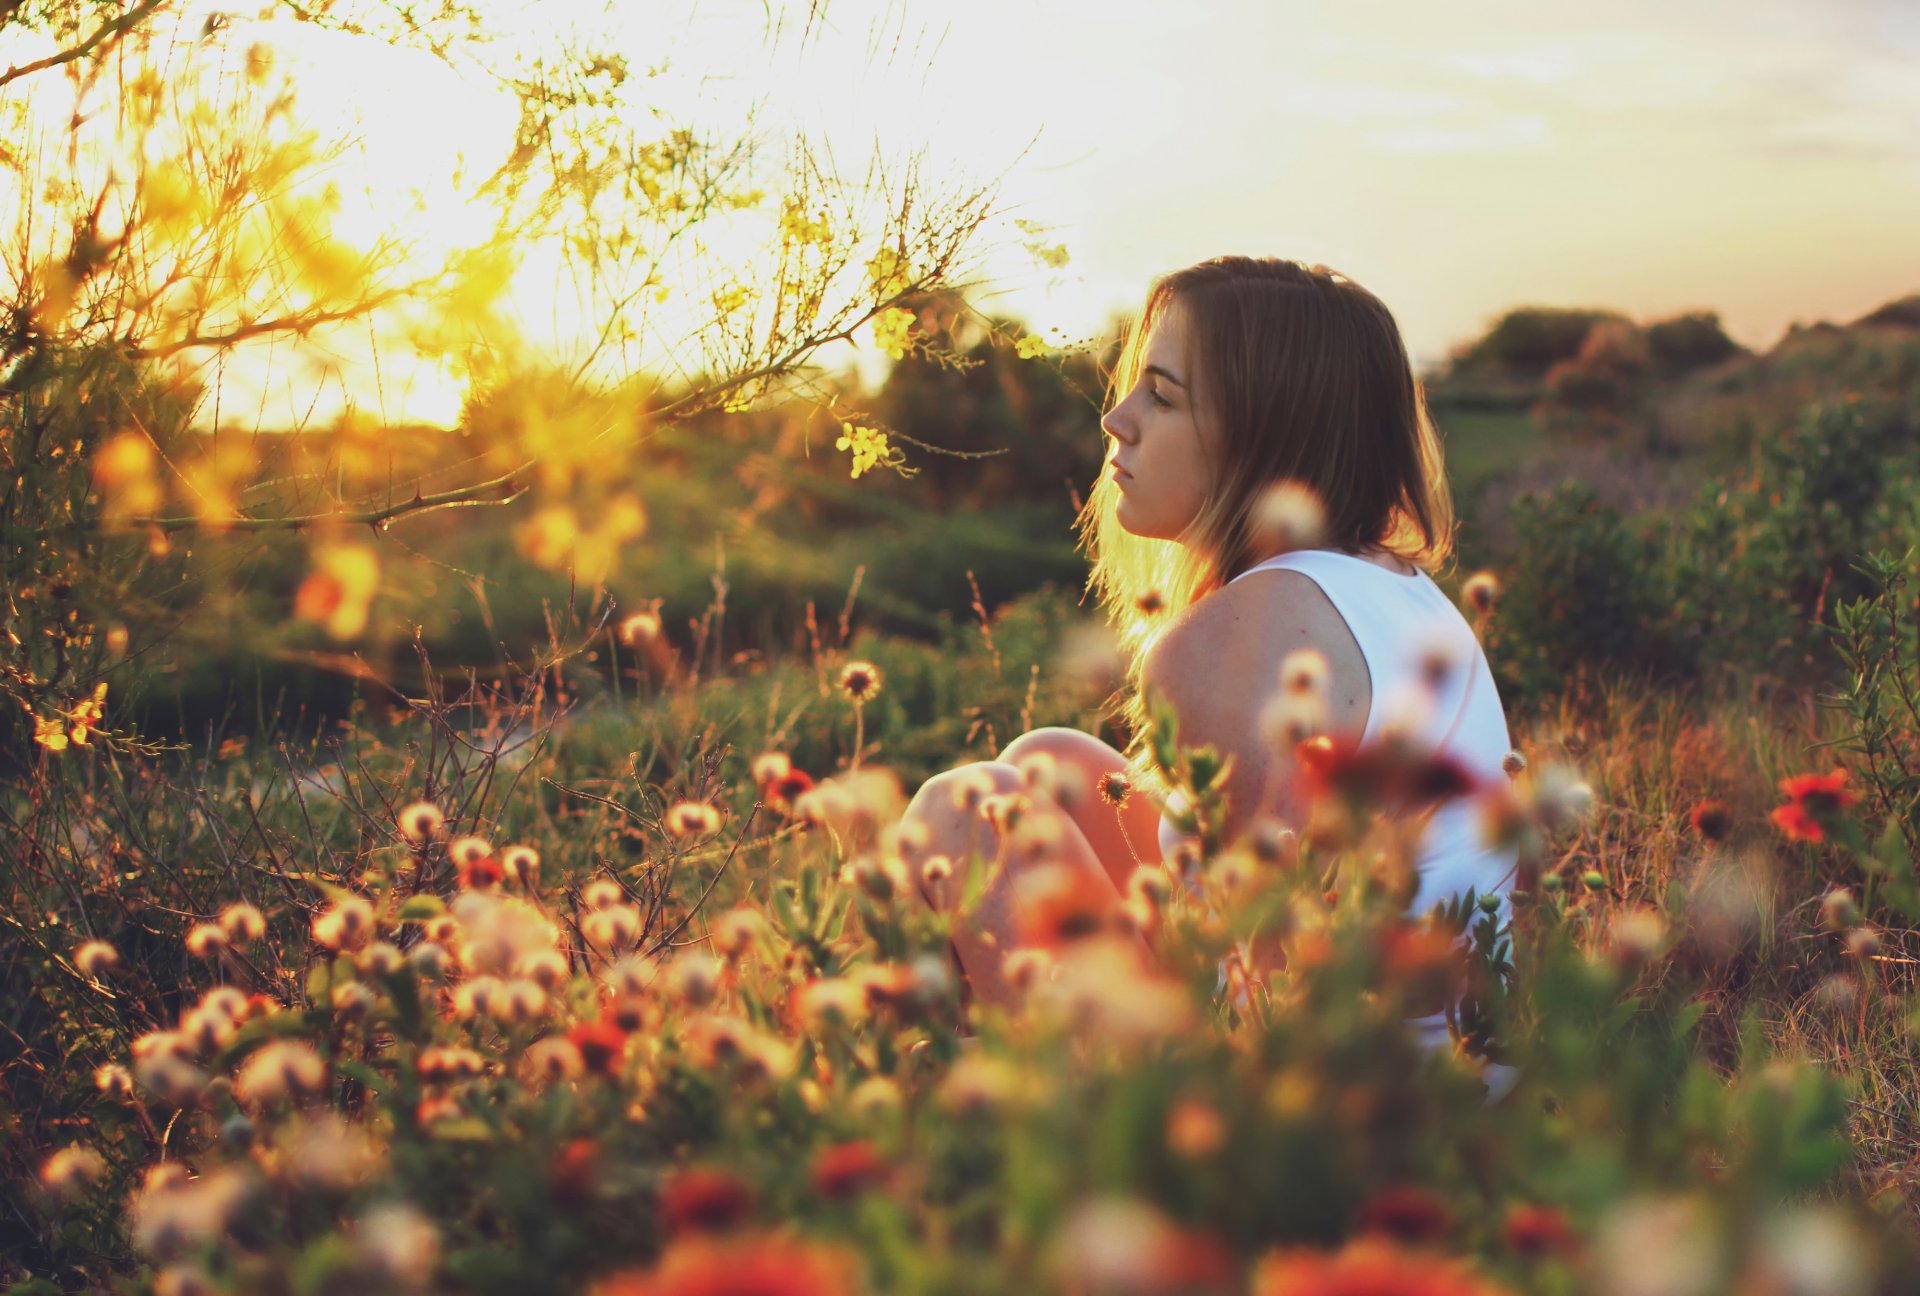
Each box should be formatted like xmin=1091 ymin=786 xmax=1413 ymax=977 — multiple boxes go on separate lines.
xmin=1015 ymin=333 xmax=1054 ymax=360
xmin=871 ymin=308 xmax=915 ymax=360
xmin=835 ymin=423 xmax=907 ymax=480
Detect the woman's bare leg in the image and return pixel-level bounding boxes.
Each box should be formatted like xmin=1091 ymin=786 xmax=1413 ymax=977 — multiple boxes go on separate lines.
xmin=998 ymin=727 xmax=1167 ymax=891
xmin=896 ymin=760 xmax=1123 ymax=1013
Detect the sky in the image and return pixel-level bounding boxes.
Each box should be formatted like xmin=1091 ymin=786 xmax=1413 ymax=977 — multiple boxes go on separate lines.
xmin=9 ymin=0 xmax=1920 ymax=426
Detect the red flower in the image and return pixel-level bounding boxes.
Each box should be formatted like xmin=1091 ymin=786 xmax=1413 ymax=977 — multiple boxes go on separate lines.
xmin=766 ymin=770 xmax=815 ymax=817
xmin=1295 ymin=734 xmax=1482 ymax=816
xmin=1502 ymin=1202 xmax=1579 ymax=1259
xmin=809 ymin=1141 xmax=888 ymax=1201
xmin=459 ymin=853 xmax=506 ymax=889
xmin=568 ymin=1019 xmax=630 ymax=1077
xmin=1770 ymin=769 xmax=1859 ymax=844
xmin=659 ymin=1166 xmax=756 ymax=1236
xmin=595 ymin=1234 xmax=856 ymax=1296
xmin=1356 ymin=1184 xmax=1455 ymax=1245
xmin=1686 ymin=799 xmax=1731 ymax=842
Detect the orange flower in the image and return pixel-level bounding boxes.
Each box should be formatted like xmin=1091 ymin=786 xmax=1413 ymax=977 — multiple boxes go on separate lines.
xmin=1013 ymin=863 xmax=1122 ymax=951
xmin=764 ymin=768 xmax=815 ymax=817
xmin=659 ymin=1166 xmax=756 ymax=1236
xmin=809 ymin=1140 xmax=889 ymax=1200
xmin=835 ymin=660 xmax=883 ymax=703
xmin=1095 ymin=771 xmax=1132 ymax=807
xmin=595 ymin=1234 xmax=856 ymax=1296
xmin=1253 ymin=1236 xmax=1514 ymax=1296
xmin=567 ymin=1019 xmax=630 ymax=1077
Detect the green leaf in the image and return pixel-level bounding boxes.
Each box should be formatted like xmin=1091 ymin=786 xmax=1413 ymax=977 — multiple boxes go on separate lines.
xmin=398 ymin=894 xmax=447 ymax=921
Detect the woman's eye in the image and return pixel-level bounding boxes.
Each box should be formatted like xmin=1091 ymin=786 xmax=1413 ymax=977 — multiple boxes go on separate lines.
xmin=1149 ymin=388 xmax=1173 ymax=409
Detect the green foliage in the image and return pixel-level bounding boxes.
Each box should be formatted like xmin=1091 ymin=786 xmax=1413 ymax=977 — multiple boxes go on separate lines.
xmin=1450 ymin=307 xmax=1631 ymax=379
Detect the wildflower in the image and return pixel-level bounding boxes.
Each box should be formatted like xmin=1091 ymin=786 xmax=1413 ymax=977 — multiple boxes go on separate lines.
xmin=604 ymin=954 xmax=659 ymax=998
xmin=95 ymin=1064 xmax=135 ymax=1096
xmin=1610 ymin=907 xmax=1669 ymax=965
xmin=67 ymin=681 xmax=109 ymax=746
xmin=792 ymin=978 xmax=869 ymax=1032
xmin=416 ymin=1046 xmax=485 ymax=1084
xmin=514 ymin=948 xmax=570 ymax=990
xmin=583 ymin=904 xmax=642 ymax=953
xmin=659 ymin=1166 xmax=756 ymax=1235
xmin=1687 ymin=799 xmax=1731 ymax=842
xmin=312 ymin=895 xmax=376 ymax=953
xmin=218 ymin=902 xmax=266 ymax=946
xmin=450 ymin=837 xmax=491 ymax=869
xmin=835 ymin=422 xmax=900 ymax=480
xmin=666 ymin=951 xmax=723 ymax=1006
xmin=946 ymin=767 xmax=1000 ymax=814
xmin=583 ymin=877 xmax=625 ymax=910
xmin=129 ymin=1165 xmax=259 ymax=1260
xmin=1260 ymin=689 xmax=1329 ymax=750
xmin=409 ymin=941 xmax=450 ymax=978
xmin=751 ymin=751 xmax=791 ymax=785
xmin=180 ymin=1004 xmax=240 ymax=1052
xmin=1003 ymin=948 xmax=1052 ymax=993
xmin=1295 ymin=732 xmax=1481 ymax=817
xmin=185 ymin=923 xmax=228 ymax=960
xmin=359 ymin=940 xmax=404 ymax=976
xmin=501 ymin=845 xmax=540 ymax=887
xmin=568 ymin=1018 xmax=630 ymax=1077
xmin=1095 ymin=771 xmax=1132 ymax=808
xmin=1253 ymin=1236 xmax=1513 ymax=1296
xmin=1501 ymin=750 xmax=1527 ymax=778
xmin=1502 ymin=1202 xmax=1579 ymax=1259
xmin=1279 ymin=647 xmax=1330 ymax=697
xmin=132 ymin=1038 xmax=207 ymax=1106
xmin=618 ymin=607 xmax=663 ymax=646
xmin=1461 ymin=570 xmax=1500 ymax=616
xmin=525 ymin=1036 xmax=586 ymax=1084
xmin=665 ymin=800 xmax=722 ymax=840
xmin=1820 ymin=888 xmax=1861 ymax=930
xmin=811 ymin=1140 xmax=889 ymax=1200
xmin=396 ymin=801 xmax=446 ymax=844
xmin=1249 ymin=478 xmax=1328 ymax=553
xmin=713 ymin=907 xmax=766 ymax=960
xmin=451 ymin=976 xmax=504 ymax=1021
xmin=234 ymin=1040 xmax=327 ymax=1107
xmin=1357 ymin=1184 xmax=1455 ymax=1246
xmin=1013 ymin=862 xmax=1122 ymax=950
xmin=852 ymin=851 xmax=910 ymax=901
xmin=765 ymin=767 xmax=816 ymax=817
xmin=74 ymin=939 xmax=119 ymax=978
xmin=1771 ymin=769 xmax=1859 ymax=843
xmin=836 ymin=659 xmax=883 ymax=702
xmin=1531 ymin=763 xmax=1594 ymax=830
xmin=40 ymin=1145 xmax=108 ymax=1201
xmin=1845 ymin=925 xmax=1881 ymax=958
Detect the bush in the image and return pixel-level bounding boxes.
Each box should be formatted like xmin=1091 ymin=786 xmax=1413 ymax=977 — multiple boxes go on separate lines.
xmin=1645 ymin=311 xmax=1745 ymax=379
xmin=1449 ymin=307 xmax=1631 ymax=380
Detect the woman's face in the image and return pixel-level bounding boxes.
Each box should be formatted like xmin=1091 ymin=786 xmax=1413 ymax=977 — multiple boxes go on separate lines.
xmin=1100 ymin=300 xmax=1218 ymax=542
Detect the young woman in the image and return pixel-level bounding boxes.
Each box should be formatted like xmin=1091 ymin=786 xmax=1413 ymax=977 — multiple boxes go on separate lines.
xmin=895 ymin=256 xmax=1521 ymax=1038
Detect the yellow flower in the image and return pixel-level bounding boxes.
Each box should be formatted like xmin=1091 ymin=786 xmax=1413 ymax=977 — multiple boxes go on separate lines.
xmin=871 ymin=307 xmax=915 ymax=360
xmin=835 ymin=423 xmax=901 ymax=480
xmin=69 ymin=681 xmax=108 ymax=745
xmin=1015 ymin=333 xmax=1053 ymax=359
xmin=34 ymin=715 xmax=70 ymax=752
xmin=836 ymin=660 xmax=883 ymax=702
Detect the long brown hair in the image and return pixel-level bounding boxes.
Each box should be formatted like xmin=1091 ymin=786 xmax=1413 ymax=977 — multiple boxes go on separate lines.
xmin=1073 ymin=256 xmax=1456 ymax=783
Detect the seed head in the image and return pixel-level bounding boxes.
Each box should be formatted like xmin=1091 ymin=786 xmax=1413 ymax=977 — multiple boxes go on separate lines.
xmin=74 ymin=939 xmax=119 ymax=978
xmin=396 ymin=801 xmax=446 ymax=844
xmin=185 ymin=923 xmax=228 ymax=960
xmin=1461 ymin=571 xmax=1500 ymax=615
xmin=1249 ymin=478 xmax=1328 ymax=553
xmin=836 ymin=659 xmax=883 ymax=703
xmin=665 ymin=800 xmax=722 ymax=840
xmin=218 ymin=903 xmax=266 ymax=946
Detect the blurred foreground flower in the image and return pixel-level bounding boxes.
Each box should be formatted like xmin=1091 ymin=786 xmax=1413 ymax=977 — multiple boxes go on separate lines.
xmin=596 ymin=1232 xmax=857 ymax=1296
xmin=294 ymin=543 xmax=380 ymax=640
xmin=1253 ymin=1235 xmax=1514 ymax=1296
xmin=1770 ymin=769 xmax=1859 ymax=844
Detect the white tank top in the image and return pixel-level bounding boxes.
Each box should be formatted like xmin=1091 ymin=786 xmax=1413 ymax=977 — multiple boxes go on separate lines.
xmin=1150 ymin=549 xmax=1520 ymax=927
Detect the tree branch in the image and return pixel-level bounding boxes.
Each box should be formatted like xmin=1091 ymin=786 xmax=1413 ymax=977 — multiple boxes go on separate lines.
xmin=0 ymin=0 xmax=170 ymax=92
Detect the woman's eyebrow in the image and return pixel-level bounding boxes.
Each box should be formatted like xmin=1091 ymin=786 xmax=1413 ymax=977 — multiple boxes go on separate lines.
xmin=1144 ymin=364 xmax=1187 ymax=389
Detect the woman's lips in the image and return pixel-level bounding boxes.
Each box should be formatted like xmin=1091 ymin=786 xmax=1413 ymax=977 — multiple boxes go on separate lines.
xmin=1109 ymin=461 xmax=1132 ymax=480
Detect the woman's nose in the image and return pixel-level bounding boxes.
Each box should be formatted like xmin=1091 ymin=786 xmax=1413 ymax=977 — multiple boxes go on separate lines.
xmin=1100 ymin=403 xmax=1133 ymax=444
